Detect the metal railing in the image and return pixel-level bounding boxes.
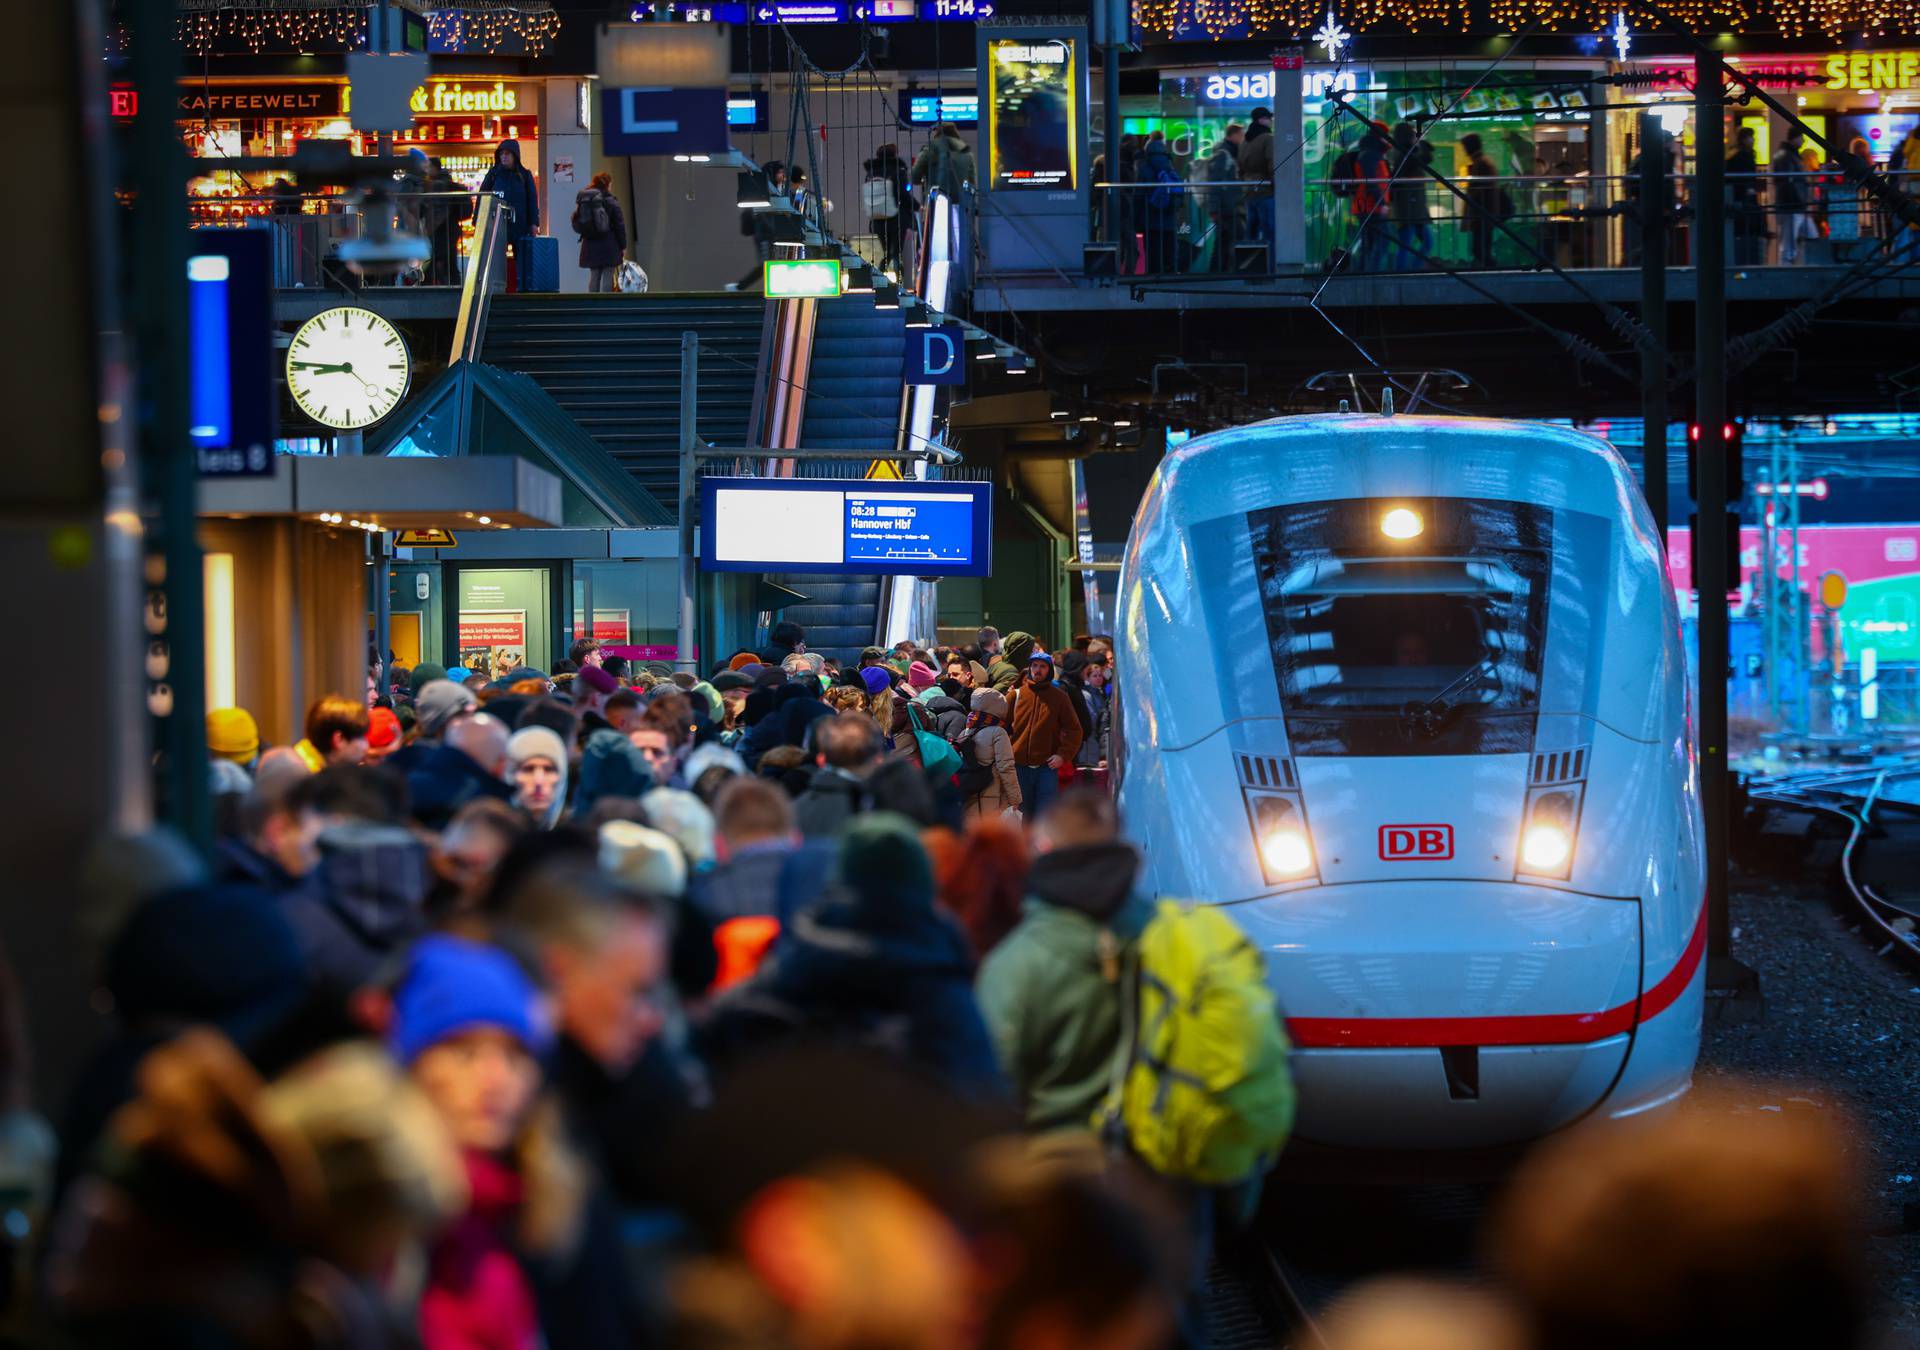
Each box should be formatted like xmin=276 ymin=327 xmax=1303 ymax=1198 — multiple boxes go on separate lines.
xmin=188 ymin=189 xmax=511 ymax=289
xmin=1086 ymin=169 xmax=1920 ymax=276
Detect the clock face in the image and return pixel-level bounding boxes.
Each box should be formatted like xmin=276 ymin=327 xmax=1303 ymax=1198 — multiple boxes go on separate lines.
xmin=285 ymin=307 xmax=411 ymax=430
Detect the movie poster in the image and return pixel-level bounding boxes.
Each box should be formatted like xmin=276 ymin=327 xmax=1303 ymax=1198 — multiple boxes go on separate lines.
xmin=458 ymin=610 xmax=527 ymax=681
xmin=987 ymin=37 xmax=1077 ymax=191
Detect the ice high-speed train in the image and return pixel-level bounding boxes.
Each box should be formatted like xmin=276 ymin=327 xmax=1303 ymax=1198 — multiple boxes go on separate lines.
xmin=1114 ymin=415 xmax=1704 ymax=1151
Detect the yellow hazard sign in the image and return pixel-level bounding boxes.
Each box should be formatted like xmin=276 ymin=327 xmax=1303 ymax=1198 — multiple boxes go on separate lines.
xmin=864 ymin=459 xmax=905 ymax=481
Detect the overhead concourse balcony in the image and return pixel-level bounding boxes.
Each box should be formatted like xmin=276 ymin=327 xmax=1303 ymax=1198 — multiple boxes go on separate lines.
xmin=973 ymin=169 xmax=1920 ymax=312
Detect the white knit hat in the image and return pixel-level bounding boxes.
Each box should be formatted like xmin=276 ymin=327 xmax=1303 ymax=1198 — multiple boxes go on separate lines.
xmin=598 ymin=819 xmax=688 ymax=898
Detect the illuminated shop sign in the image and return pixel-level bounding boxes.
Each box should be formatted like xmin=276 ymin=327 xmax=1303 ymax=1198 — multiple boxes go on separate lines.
xmin=408 ymin=80 xmax=520 ymax=114
xmin=177 ymin=83 xmax=344 ymax=117
xmin=1824 ymin=50 xmax=1920 ymax=91
xmin=1173 ymin=67 xmax=1377 ymax=103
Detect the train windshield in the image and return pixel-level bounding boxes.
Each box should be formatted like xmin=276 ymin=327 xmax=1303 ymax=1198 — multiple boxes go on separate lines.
xmin=1249 ymin=498 xmax=1551 ymax=756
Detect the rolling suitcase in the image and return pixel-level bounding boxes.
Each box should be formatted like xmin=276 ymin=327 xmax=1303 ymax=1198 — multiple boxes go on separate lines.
xmin=522 ymin=234 xmax=560 ymax=292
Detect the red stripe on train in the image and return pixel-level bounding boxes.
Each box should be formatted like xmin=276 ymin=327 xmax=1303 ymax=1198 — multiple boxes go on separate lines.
xmin=1284 ymin=899 xmax=1709 ymax=1050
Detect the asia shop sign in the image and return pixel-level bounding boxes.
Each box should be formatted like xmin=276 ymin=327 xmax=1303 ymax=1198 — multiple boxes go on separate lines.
xmin=1167 ymin=67 xmax=1378 ymax=104
xmin=700 ymin=477 xmax=993 ymax=577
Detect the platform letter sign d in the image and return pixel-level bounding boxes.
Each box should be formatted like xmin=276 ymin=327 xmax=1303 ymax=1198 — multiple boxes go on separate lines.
xmin=905 ymin=323 xmax=968 ymax=385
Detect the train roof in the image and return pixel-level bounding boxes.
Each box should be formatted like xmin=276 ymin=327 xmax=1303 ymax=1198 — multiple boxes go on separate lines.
xmin=1145 ymin=415 xmax=1642 ymax=533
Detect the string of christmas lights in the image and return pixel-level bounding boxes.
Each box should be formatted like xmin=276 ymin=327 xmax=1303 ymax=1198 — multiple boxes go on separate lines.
xmin=177 ymin=0 xmax=370 ymax=55
xmin=1131 ymin=0 xmax=1920 ymax=40
xmin=426 ymin=3 xmax=563 ymax=56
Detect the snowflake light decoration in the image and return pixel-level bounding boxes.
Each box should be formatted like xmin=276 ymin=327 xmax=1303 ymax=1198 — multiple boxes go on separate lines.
xmin=1609 ymin=10 xmax=1632 ymax=59
xmin=1312 ymin=6 xmax=1349 ymax=60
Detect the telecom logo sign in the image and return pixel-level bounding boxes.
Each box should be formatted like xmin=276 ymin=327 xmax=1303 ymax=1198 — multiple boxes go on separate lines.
xmin=1378 ymin=824 xmax=1454 ymax=861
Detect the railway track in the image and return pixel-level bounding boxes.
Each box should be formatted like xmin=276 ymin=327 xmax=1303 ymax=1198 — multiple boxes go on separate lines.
xmin=1747 ymin=762 xmax=1920 ymax=971
xmin=1206 ymin=1182 xmax=1495 ymax=1349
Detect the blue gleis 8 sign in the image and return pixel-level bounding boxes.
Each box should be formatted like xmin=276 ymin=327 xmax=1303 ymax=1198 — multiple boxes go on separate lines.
xmin=700 ymin=477 xmax=992 ymax=576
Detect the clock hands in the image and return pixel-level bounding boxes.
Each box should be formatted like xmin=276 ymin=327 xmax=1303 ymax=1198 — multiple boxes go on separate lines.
xmin=291 ymin=360 xmax=382 ymax=394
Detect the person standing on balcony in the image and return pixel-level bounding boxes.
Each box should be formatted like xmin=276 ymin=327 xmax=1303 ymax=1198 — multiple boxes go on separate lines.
xmin=1138 ymin=131 xmax=1182 ymax=275
xmin=1728 ymin=127 xmax=1765 ymax=266
xmin=1772 ymin=128 xmax=1813 ymax=264
xmin=1239 ymin=107 xmax=1276 ymax=259
xmin=481 ymin=139 xmax=539 ymax=292
xmin=572 ymin=172 xmax=627 ymax=294
xmin=1389 ymin=121 xmax=1434 ymax=271
xmin=1204 ymin=132 xmax=1243 ymax=272
xmin=1351 ymin=121 xmax=1394 ymax=272
xmin=1461 ymin=133 xmax=1504 ymax=270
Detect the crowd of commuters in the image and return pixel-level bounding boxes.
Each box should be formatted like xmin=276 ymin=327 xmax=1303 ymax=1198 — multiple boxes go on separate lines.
xmin=0 ymin=618 xmax=1888 ymax=1348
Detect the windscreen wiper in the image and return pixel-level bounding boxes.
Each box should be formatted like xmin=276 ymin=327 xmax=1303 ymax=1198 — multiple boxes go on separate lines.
xmin=1399 ymin=660 xmax=1496 ymax=740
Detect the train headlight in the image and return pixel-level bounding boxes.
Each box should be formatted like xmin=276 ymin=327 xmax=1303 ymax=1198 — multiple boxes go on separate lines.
xmin=1518 ymin=790 xmax=1578 ymax=877
xmin=1520 ymin=823 xmax=1572 ymax=871
xmin=1251 ymin=793 xmax=1315 ymax=881
xmin=1261 ymin=827 xmax=1315 ymax=878
xmin=1380 ymin=506 xmax=1424 ymax=540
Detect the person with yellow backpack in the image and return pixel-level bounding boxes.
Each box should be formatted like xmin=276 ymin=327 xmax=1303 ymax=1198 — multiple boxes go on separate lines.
xmin=976 ymin=789 xmax=1295 ymax=1334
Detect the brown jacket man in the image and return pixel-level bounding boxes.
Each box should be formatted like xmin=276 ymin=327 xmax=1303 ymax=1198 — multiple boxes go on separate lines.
xmin=1007 ymin=652 xmax=1085 ymax=769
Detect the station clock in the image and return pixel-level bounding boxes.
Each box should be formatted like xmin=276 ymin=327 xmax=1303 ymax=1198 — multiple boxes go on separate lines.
xmin=285 ymin=306 xmax=411 ymax=430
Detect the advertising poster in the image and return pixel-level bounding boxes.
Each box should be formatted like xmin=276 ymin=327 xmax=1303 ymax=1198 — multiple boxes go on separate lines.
xmin=458 ymin=610 xmax=527 ymax=681
xmin=987 ymin=37 xmax=1077 ymax=190
xmin=570 ymin=610 xmax=632 ymax=645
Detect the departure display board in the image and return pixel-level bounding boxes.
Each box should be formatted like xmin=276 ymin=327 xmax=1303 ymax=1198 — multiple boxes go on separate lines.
xmin=701 ymin=477 xmax=993 ymax=576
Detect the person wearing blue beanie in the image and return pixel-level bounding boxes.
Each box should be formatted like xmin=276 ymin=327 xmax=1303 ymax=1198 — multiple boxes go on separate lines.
xmin=390 ymin=934 xmax=552 ymax=1071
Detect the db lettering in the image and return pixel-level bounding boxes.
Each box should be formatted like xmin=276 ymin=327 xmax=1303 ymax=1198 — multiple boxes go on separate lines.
xmin=1379 ymin=824 xmax=1454 ymax=860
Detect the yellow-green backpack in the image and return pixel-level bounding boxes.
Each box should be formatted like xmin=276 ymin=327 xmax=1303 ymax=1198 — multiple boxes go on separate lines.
xmin=1099 ymin=900 xmax=1296 ymax=1185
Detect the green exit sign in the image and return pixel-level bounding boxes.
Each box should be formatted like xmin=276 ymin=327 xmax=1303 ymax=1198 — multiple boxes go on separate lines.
xmin=764 ymin=258 xmax=842 ymax=298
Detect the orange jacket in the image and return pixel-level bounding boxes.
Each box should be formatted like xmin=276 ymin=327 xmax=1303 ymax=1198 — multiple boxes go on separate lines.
xmin=1007 ymin=679 xmax=1084 ymax=768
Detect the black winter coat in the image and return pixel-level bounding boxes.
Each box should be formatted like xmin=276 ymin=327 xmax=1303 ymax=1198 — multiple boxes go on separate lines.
xmin=572 ymin=188 xmax=627 ymax=269
xmin=696 ymin=889 xmax=1004 ymax=1093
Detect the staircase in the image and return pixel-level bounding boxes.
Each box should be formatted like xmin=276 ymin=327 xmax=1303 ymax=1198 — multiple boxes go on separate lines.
xmin=769 ymin=296 xmax=908 ymax=668
xmin=479 ymin=293 xmax=763 ymax=514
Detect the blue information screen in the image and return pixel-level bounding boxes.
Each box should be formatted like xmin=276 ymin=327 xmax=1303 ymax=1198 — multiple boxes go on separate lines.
xmin=701 ymin=476 xmax=992 ymax=577
xmin=845 ymin=490 xmax=975 ymax=566
xmin=899 ymin=91 xmax=979 ymax=125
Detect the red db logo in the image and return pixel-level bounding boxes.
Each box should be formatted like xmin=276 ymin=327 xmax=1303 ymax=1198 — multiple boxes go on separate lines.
xmin=1379 ymin=824 xmax=1454 ymax=860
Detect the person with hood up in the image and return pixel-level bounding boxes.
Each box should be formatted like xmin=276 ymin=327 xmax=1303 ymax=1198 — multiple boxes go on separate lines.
xmin=975 ymin=789 xmax=1152 ymax=1134
xmin=480 ymin=139 xmax=540 ymax=292
xmin=1006 ymin=652 xmax=1082 ymax=822
xmin=987 ymin=630 xmax=1034 ymax=694
xmin=1137 ymin=131 xmax=1182 ymax=274
xmin=507 ymin=725 xmax=568 ymax=829
xmin=698 ymin=813 xmax=1002 ymax=1092
xmin=279 ymin=765 xmax=432 ymax=1002
xmin=389 ymin=936 xmax=587 ymax=1350
xmin=1056 ymin=651 xmax=1103 ymax=769
xmin=571 ymin=170 xmax=627 ymax=293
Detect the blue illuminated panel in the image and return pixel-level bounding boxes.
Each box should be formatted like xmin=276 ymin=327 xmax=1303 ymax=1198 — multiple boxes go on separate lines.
xmin=751 ymin=1 xmax=848 ymax=21
xmin=701 ymin=476 xmax=992 ymax=577
xmin=899 ymin=90 xmax=979 ymax=125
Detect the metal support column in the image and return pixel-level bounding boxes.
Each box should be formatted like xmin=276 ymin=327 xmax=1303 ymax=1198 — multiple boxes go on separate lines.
xmin=1695 ymin=58 xmax=1756 ymax=1001
xmin=676 ymin=331 xmax=699 ymax=676
xmin=1637 ymin=111 xmax=1669 ymax=540
xmin=1791 ymin=441 xmax=1806 ymax=735
xmin=372 ymin=531 xmax=391 ymax=701
xmin=1764 ymin=434 xmax=1780 ymax=724
xmin=132 ymin=0 xmax=209 ymax=848
xmin=1098 ymin=0 xmax=1122 ymax=251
